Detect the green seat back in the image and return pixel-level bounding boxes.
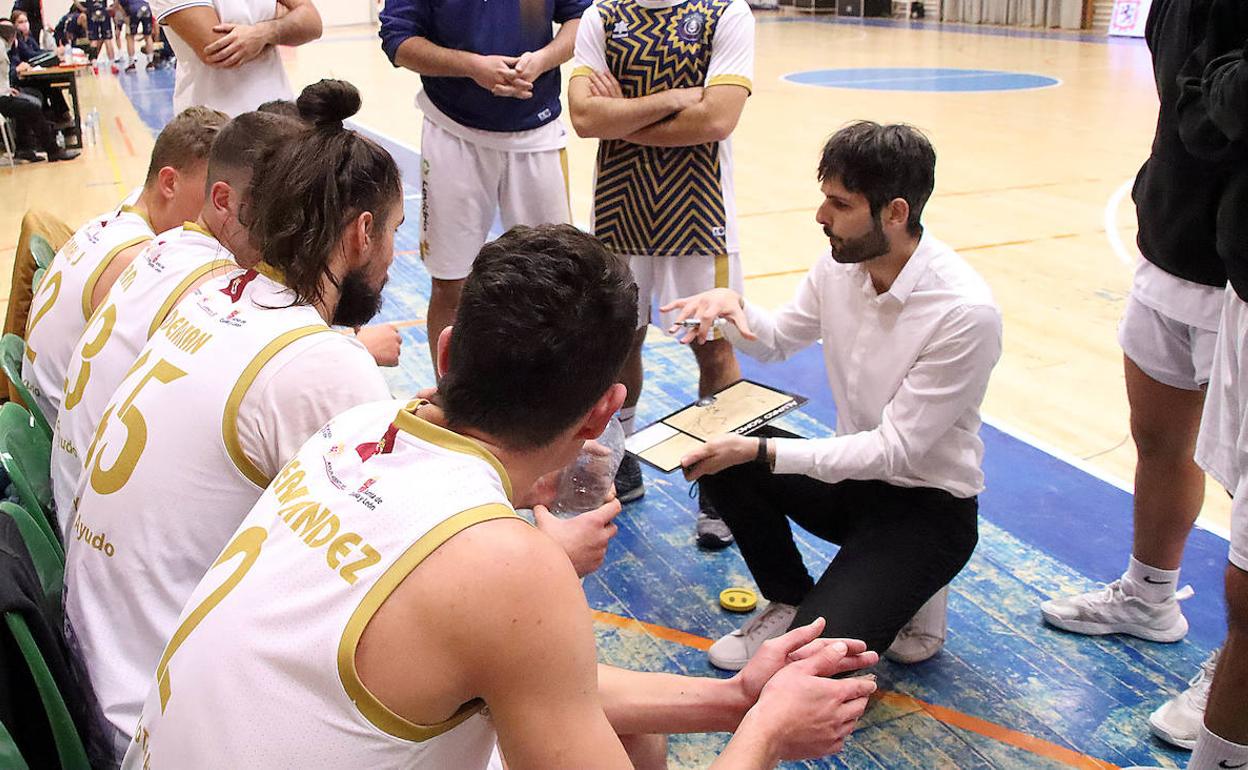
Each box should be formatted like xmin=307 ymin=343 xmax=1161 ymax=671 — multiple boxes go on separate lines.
xmin=0 ymin=335 xmax=52 ymax=441
xmin=3 ymin=613 xmax=90 ymax=770
xmin=0 ymin=403 xmax=56 ymax=543
xmin=31 ymin=267 xmax=45 ymax=295
xmin=28 ymin=235 xmax=55 ymax=270
xmin=0 ymin=718 xmax=29 ymax=770
xmin=0 ymin=502 xmax=63 ymax=600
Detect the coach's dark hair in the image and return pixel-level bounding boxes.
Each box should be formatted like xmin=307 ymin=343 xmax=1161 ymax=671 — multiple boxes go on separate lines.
xmin=247 ymin=80 xmax=402 ymax=308
xmin=818 ymin=121 xmax=935 ymax=238
xmin=0 ymin=20 xmax=15 ymax=43
xmin=144 ymin=106 xmax=229 ymax=186
xmin=441 ymin=225 xmax=638 ymax=450
xmin=206 ymin=111 xmax=302 ymax=186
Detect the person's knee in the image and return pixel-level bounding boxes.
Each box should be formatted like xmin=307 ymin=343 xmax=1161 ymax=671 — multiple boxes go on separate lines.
xmin=1226 ymin=563 xmax=1248 ymax=634
xmin=618 ymin=733 xmax=667 ymax=770
xmin=429 ymin=277 xmax=465 ymax=305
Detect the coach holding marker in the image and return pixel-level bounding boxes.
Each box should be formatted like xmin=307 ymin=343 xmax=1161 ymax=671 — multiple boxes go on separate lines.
xmin=379 ymin=0 xmax=586 ymax=370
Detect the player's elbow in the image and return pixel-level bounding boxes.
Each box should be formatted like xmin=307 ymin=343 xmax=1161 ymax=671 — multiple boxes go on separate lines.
xmin=569 ymin=101 xmax=608 ymax=139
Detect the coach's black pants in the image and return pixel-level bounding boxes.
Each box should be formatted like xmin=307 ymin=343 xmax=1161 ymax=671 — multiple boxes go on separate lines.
xmin=700 ymin=427 xmax=979 ymax=654
xmin=0 ymin=93 xmax=56 ymax=155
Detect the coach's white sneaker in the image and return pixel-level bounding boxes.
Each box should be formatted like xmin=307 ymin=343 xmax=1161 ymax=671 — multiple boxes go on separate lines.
xmin=1040 ymin=580 xmax=1193 ymax=642
xmin=708 ymin=602 xmax=797 ymax=672
xmin=1148 ymin=648 xmax=1220 ymax=750
xmin=885 ymin=587 xmax=948 ymax=664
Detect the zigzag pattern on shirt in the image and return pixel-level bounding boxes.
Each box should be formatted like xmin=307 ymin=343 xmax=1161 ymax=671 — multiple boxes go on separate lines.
xmin=593 ymin=0 xmax=732 ymax=257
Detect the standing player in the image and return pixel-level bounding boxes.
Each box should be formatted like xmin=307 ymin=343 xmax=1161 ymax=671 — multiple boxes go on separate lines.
xmin=22 ymin=106 xmax=226 ymax=427
xmin=61 ymin=83 xmax=396 ymax=765
xmin=120 ymin=224 xmax=879 ymax=770
xmin=1039 ymin=0 xmax=1231 ymax=750
xmin=119 ymin=0 xmax=155 ymax=70
xmin=82 ymin=0 xmax=119 ymax=71
xmin=1127 ymin=3 xmax=1248 ymax=768
xmin=152 ymin=0 xmax=321 ymax=116
xmin=568 ymin=0 xmax=754 ymax=547
xmin=379 ymin=0 xmax=587 ymax=369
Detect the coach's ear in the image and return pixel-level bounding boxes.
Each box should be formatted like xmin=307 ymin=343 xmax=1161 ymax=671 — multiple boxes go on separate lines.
xmin=574 ymin=383 xmax=627 ymax=440
xmin=436 ymin=325 xmax=453 ymax=380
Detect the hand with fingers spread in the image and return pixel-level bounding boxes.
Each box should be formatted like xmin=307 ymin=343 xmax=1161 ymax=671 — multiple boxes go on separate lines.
xmin=732 ymin=618 xmax=878 ymax=711
xmin=355 ymin=323 xmax=402 ymax=367
xmin=205 ymin=22 xmax=271 ymax=68
xmin=534 ymin=495 xmax=621 ymax=577
xmin=661 ymin=287 xmax=755 ymax=346
xmin=470 ymin=53 xmax=533 ymax=99
xmin=742 ymin=632 xmax=879 ymax=762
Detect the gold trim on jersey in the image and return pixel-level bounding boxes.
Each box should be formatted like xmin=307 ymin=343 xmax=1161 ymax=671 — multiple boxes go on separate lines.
xmin=714 ymin=252 xmax=729 ymax=288
xmin=222 ymin=325 xmax=333 ymax=488
xmin=707 ymin=74 xmax=753 ymax=93
xmin=120 ymin=203 xmax=154 ymax=231
xmin=570 ymin=65 xmax=594 ymax=79
xmin=560 ymin=148 xmax=572 ymax=224
xmin=393 ymin=404 xmax=514 ymax=503
xmin=182 ymin=220 xmax=214 ymax=238
xmin=337 ymin=503 xmax=520 ymax=742
xmin=81 ymin=235 xmax=154 ymax=321
xmin=253 ymin=261 xmax=287 ymax=286
xmin=148 ymin=259 xmax=237 ymax=339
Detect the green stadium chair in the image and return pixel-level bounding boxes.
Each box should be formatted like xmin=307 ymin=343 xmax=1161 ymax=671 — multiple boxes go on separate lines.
xmin=0 ymin=335 xmax=52 ymax=441
xmin=0 ymin=502 xmax=64 ymax=602
xmin=28 ymin=235 xmax=55 ymax=270
xmin=32 ymin=267 xmax=45 ymax=295
xmin=0 ymin=718 xmax=29 ymax=770
xmin=0 ymin=403 xmax=56 ymax=544
xmin=3 ymin=613 xmax=90 ymax=770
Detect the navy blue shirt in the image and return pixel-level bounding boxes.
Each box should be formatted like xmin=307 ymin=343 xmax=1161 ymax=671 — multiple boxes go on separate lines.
xmin=379 ymin=0 xmax=590 ymax=133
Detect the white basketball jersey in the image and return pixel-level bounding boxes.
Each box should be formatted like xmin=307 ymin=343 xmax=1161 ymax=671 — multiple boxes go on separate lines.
xmin=22 ymin=204 xmax=155 ymax=425
xmin=52 ymin=222 xmax=236 ymax=537
xmin=63 ymin=265 xmax=338 ymax=746
xmin=122 ymin=399 xmax=517 ymax=770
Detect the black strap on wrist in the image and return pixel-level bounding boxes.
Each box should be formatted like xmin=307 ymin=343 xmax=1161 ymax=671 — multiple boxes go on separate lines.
xmin=755 ymin=436 xmax=769 ymax=468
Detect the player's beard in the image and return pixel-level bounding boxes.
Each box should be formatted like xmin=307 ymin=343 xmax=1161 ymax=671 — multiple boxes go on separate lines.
xmin=332 ymin=267 xmax=385 ymax=328
xmin=826 ymin=216 xmax=889 ymax=264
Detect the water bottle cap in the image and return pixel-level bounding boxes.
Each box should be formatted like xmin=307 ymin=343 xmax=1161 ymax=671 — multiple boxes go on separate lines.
xmin=718 ymin=587 xmax=758 ymax=613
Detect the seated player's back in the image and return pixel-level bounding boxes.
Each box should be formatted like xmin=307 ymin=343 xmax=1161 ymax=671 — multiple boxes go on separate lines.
xmin=63 ymin=263 xmax=385 ymax=752
xmin=23 ymin=202 xmax=154 ymax=423
xmin=51 ymin=223 xmax=236 ymax=535
xmin=125 ymin=398 xmax=513 ymax=769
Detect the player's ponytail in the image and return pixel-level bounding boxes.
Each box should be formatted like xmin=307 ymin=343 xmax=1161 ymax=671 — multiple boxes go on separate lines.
xmin=247 ymin=79 xmax=402 ymax=308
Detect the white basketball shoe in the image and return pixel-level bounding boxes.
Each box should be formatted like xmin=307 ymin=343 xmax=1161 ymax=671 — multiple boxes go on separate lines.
xmin=1148 ymin=649 xmax=1220 ymax=750
xmin=1040 ymin=580 xmax=1193 ymax=642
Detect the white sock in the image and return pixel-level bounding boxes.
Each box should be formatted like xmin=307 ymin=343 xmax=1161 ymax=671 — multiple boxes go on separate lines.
xmin=1188 ymin=724 xmax=1248 ymax=770
xmin=1122 ymin=555 xmax=1180 ymax=603
xmin=618 ymin=406 xmax=637 ymax=436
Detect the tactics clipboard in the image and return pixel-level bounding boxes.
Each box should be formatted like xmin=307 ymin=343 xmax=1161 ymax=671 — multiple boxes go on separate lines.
xmin=624 ymin=379 xmax=807 ymax=473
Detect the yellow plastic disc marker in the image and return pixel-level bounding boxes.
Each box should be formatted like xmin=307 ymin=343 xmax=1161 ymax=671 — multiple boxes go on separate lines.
xmin=719 ymin=587 xmax=758 ymax=613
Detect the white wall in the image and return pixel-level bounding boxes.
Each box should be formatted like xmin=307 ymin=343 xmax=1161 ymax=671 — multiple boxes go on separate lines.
xmin=318 ymin=0 xmax=372 ymax=26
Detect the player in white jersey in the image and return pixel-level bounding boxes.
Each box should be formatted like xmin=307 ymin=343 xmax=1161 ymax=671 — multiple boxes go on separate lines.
xmin=50 ymin=108 xmax=307 ymax=535
xmin=22 ymin=106 xmax=228 ymax=426
xmin=62 ymin=82 xmax=399 ymax=766
xmin=123 ymin=224 xmax=879 ymax=770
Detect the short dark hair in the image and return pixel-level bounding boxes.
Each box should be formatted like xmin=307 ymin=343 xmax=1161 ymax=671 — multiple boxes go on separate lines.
xmin=818 ymin=121 xmax=936 ymax=237
xmin=207 ymin=111 xmax=303 ymax=185
xmin=441 ymin=225 xmax=638 ymax=450
xmin=246 ymin=80 xmax=403 ymax=308
xmin=256 ymin=99 xmax=302 ymax=120
xmin=0 ymin=20 xmax=17 ymax=42
xmin=144 ymin=106 xmax=229 ymax=186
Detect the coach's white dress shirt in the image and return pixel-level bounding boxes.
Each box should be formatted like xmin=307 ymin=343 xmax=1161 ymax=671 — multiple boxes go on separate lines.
xmin=726 ymin=233 xmax=1003 ymax=499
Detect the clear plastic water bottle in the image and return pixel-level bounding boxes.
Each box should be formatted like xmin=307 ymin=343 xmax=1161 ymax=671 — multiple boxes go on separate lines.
xmin=552 ymin=417 xmax=626 ymax=518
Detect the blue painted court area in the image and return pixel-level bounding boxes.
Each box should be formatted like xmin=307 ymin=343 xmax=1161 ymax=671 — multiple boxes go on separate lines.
xmin=117 ymin=70 xmax=1228 ymax=769
xmin=783 ymin=67 xmax=1060 ymax=92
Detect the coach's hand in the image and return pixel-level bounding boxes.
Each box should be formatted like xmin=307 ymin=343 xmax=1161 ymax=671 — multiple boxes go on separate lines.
xmin=662 ymin=287 xmax=754 ymax=345
xmin=534 ymin=496 xmax=621 ymax=578
xmin=513 ymin=49 xmax=551 ymax=86
xmin=355 ymin=323 xmax=402 ymax=367
xmin=680 ymin=433 xmax=756 ymax=481
xmin=470 ymin=54 xmax=533 ymax=99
